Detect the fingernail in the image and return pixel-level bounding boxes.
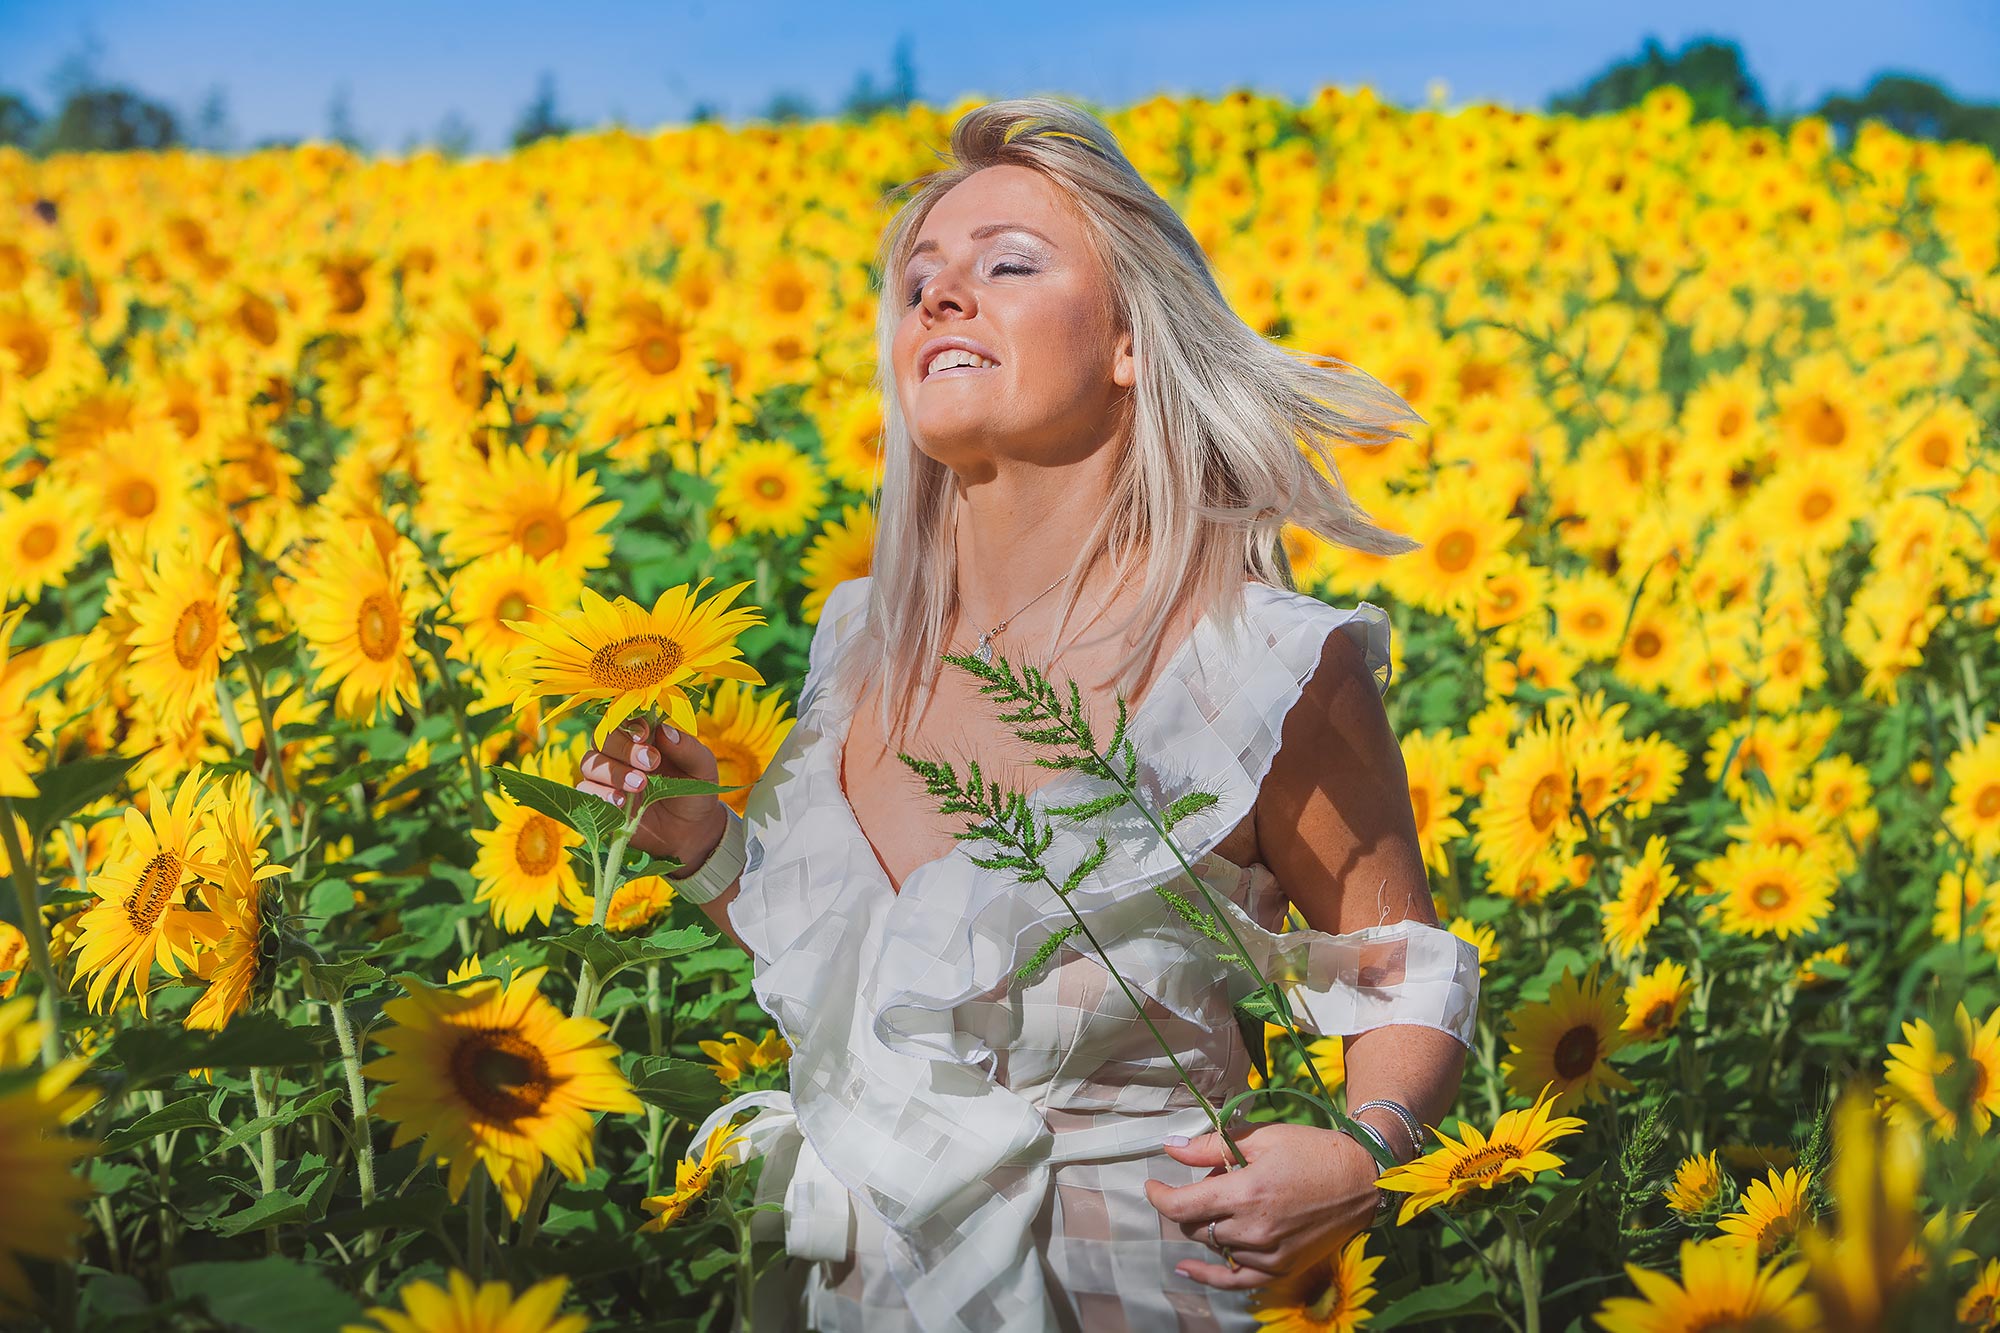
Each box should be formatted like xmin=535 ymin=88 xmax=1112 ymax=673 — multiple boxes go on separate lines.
xmin=1163 ymin=1134 xmax=1190 ymax=1147
xmin=632 ymin=744 xmax=656 ymax=768
xmin=1174 ymin=1265 xmax=1191 ymax=1279
xmin=662 ymin=726 xmax=681 ymax=744
xmin=623 ymin=770 xmax=646 ymax=791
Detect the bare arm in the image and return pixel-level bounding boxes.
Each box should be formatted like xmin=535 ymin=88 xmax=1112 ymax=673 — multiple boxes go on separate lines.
xmin=1255 ymin=622 xmax=1466 ymax=1151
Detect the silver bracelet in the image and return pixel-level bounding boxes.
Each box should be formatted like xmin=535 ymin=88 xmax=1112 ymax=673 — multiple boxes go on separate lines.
xmin=663 ymin=806 xmax=746 ymax=904
xmin=1352 ymin=1099 xmax=1428 ymax=1161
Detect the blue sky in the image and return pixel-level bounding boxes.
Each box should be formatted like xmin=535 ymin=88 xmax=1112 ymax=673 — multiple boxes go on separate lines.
xmin=1 ymin=0 xmax=1995 ymax=154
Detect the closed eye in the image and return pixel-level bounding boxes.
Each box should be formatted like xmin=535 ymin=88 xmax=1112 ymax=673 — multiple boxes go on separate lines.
xmin=904 ymin=262 xmax=1038 ymax=307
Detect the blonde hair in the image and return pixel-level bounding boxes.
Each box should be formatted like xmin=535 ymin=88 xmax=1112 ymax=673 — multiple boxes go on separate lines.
xmin=845 ymin=96 xmax=1422 ymax=747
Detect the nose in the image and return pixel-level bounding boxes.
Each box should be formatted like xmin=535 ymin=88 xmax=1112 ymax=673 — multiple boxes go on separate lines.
xmin=917 ymin=263 xmax=974 ymax=321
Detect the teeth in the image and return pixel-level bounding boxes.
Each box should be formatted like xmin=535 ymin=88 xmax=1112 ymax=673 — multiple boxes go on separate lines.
xmin=926 ymin=348 xmax=998 ymax=376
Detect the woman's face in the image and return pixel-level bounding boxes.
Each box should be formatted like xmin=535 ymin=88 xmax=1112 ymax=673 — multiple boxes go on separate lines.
xmin=891 ymin=164 xmax=1135 ymax=473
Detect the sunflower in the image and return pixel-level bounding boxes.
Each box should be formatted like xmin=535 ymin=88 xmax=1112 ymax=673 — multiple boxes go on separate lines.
xmin=800 ymin=503 xmax=876 ymax=623
xmin=122 ymin=537 xmax=244 ymax=727
xmin=446 ymin=548 xmax=581 ymax=674
xmin=474 ymin=740 xmax=591 ymax=933
xmin=1944 ymin=725 xmax=2000 ymax=861
xmin=1384 ymin=471 xmax=1519 ymax=616
xmin=506 ymin=579 xmax=766 ymax=747
xmin=1470 ymin=718 xmax=1579 ymax=882
xmin=185 ymin=774 xmax=289 ymax=1033
xmin=1602 ymin=834 xmax=1681 ymax=959
xmin=0 ymin=922 xmax=25 ymax=999
xmin=1795 ymin=943 xmax=1851 ymax=989
xmin=639 ymin=1118 xmax=746 ymax=1232
xmin=0 ymin=610 xmax=41 ymax=798
xmin=81 ymin=419 xmax=201 ymax=554
xmin=401 ymin=309 xmax=495 ymax=448
xmin=68 ymin=772 xmax=227 ymax=1016
xmin=0 ymin=1000 xmax=98 ymax=1315
xmin=1717 ymin=1167 xmax=1812 ymax=1259
xmin=363 ymin=966 xmax=642 ymax=1219
xmin=1501 ymin=967 xmax=1634 ymax=1110
xmin=1374 ymin=1082 xmax=1585 ymax=1224
xmin=434 ymin=446 xmax=619 ymax=582
xmin=1250 ymin=1232 xmax=1382 ymax=1332
xmin=713 ymin=438 xmax=829 ymax=539
xmin=1621 ymin=959 xmax=1692 ymax=1042
xmin=1960 ymin=1260 xmax=2000 ymax=1333
xmin=584 ymin=286 xmax=709 ymax=424
xmin=1701 ymin=841 xmax=1837 ymax=940
xmin=819 ymin=393 xmax=886 ymax=493
xmin=1663 ymin=1150 xmax=1728 ymax=1218
xmin=698 ymin=1029 xmax=790 ymax=1085
xmin=1399 ymin=729 xmax=1468 ymax=876
xmin=1879 ymin=1004 xmax=2000 ymax=1141
xmin=0 ymin=481 xmax=89 ymax=603
xmin=603 ymin=875 xmax=676 ymax=934
xmin=1593 ymin=1239 xmax=1815 ymax=1333
xmin=1550 ymin=569 xmax=1628 ymax=661
xmin=691 ymin=679 xmax=795 ymax=818
xmin=341 ymin=1272 xmax=586 ymax=1333
xmin=291 ymin=522 xmax=425 ymax=722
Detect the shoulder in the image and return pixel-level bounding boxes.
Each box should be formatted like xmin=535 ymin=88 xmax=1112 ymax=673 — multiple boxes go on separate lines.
xmin=1235 ymin=583 xmax=1394 ymax=701
xmin=1247 ymin=586 xmax=1400 ymax=814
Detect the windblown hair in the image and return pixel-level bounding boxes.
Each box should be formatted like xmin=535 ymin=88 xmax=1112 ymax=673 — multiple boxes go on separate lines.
xmin=843 ymin=96 xmax=1423 ymax=748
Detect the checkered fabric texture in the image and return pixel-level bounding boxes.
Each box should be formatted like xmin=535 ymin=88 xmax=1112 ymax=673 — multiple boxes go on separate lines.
xmin=701 ymin=577 xmax=1480 ymax=1331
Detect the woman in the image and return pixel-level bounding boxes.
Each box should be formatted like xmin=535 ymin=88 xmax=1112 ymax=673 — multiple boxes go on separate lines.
xmin=578 ymin=98 xmax=1480 ymax=1333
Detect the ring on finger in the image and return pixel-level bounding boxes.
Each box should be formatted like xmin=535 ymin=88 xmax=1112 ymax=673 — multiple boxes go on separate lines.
xmin=1205 ymin=1220 xmax=1239 ymax=1271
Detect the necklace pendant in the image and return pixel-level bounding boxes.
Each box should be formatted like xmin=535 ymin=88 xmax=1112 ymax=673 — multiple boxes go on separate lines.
xmin=975 ymin=632 xmax=994 ymax=665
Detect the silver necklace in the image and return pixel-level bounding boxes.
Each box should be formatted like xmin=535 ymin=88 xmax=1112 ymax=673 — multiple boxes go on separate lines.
xmin=969 ymin=569 xmax=1074 ymax=666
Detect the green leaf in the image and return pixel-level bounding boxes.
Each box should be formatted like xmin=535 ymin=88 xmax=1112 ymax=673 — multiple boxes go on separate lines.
xmin=320 ymin=1184 xmax=453 ymax=1237
xmin=98 ymin=1096 xmax=220 ymax=1154
xmin=627 ymin=1054 xmax=725 ymax=1118
xmin=1371 ymin=1270 xmax=1503 ymax=1328
xmin=169 ymin=1257 xmax=364 ymax=1332
xmin=488 ymin=763 xmax=624 ymax=848
xmin=12 ymin=754 xmax=139 ymax=846
xmin=545 ymin=923 xmax=712 ymax=986
xmin=1235 ymin=1004 xmax=1270 ymax=1083
xmin=304 ymin=878 xmax=356 ymax=923
xmin=103 ymin=1013 xmax=328 ymax=1090
xmin=303 ymin=955 xmax=386 ymax=996
xmin=1525 ymin=1163 xmax=1604 ymax=1248
xmin=204 ymin=1087 xmax=345 ymax=1160
xmin=204 ymin=1187 xmax=318 ymax=1237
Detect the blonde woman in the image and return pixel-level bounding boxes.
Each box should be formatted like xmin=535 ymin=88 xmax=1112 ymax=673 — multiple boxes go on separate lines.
xmin=578 ymin=98 xmax=1479 ymax=1333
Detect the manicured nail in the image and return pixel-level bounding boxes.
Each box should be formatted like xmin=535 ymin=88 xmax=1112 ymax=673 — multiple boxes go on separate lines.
xmin=1174 ymin=1265 xmax=1191 ymax=1279
xmin=623 ymin=770 xmax=646 ymax=791
xmin=1163 ymin=1134 xmax=1190 ymax=1147
xmin=631 ymin=744 xmax=657 ymax=768
xmin=661 ymin=726 xmax=681 ymax=744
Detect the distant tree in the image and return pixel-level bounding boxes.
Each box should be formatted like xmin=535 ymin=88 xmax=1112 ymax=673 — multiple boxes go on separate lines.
xmin=45 ymin=85 xmax=181 ymax=152
xmin=512 ymin=71 xmax=572 ymax=148
xmin=192 ymin=84 xmax=234 ymax=152
xmin=688 ymin=100 xmax=723 ymax=124
xmin=433 ymin=110 xmax=476 ymax=158
xmin=1548 ymin=35 xmax=1769 ymax=126
xmin=0 ymin=92 xmax=42 ymax=147
xmin=840 ymin=35 xmax=919 ymax=120
xmin=326 ymin=84 xmax=364 ymax=150
xmin=756 ymin=90 xmax=816 ymax=124
xmin=1815 ymin=72 xmax=2000 ymax=153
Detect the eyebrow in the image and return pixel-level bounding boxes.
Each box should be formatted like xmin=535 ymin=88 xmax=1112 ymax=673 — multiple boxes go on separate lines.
xmin=910 ymin=223 xmax=1057 ymax=258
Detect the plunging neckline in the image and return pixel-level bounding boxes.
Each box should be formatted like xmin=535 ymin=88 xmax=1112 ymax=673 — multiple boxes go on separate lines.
xmin=830 ymin=601 xmax=1218 ymax=896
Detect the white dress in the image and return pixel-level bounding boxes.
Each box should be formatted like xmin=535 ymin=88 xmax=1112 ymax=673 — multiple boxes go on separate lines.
xmin=691 ymin=577 xmax=1480 ymax=1333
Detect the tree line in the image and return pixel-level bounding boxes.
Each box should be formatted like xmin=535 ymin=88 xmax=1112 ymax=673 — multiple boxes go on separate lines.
xmin=0 ymin=34 xmax=1992 ymax=158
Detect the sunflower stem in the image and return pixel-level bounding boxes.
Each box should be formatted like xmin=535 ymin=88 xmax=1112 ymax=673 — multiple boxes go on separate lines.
xmin=469 ymin=1166 xmax=489 ymax=1282
xmin=326 ymin=994 xmax=378 ymax=1214
xmin=570 ymin=817 xmax=639 ymax=1019
xmin=1501 ymin=1209 xmax=1542 ymax=1333
xmin=248 ymin=1065 xmax=281 ymax=1254
xmin=426 ymin=637 xmax=490 ymax=826
xmin=0 ymin=798 xmax=61 ymax=1068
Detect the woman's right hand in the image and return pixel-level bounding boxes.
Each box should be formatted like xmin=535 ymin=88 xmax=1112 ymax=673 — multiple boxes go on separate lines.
xmin=577 ymin=720 xmax=730 ymax=873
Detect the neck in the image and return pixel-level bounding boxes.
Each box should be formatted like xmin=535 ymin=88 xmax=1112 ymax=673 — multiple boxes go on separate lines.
xmin=949 ymin=458 xmax=1127 ymax=637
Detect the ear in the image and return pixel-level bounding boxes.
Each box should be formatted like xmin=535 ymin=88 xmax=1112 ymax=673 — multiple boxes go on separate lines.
xmin=1112 ymin=328 xmax=1136 ymax=388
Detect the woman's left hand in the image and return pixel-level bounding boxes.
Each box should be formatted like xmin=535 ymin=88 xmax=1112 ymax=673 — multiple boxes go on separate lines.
xmin=1143 ymin=1121 xmax=1381 ymax=1289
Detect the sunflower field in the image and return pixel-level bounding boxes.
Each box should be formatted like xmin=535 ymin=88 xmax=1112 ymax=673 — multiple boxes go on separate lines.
xmin=2 ymin=80 xmax=1999 ymax=1333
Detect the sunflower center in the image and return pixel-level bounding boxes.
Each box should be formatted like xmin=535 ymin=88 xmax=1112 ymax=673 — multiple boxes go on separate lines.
xmin=1717 ymin=406 xmax=1743 ymax=436
xmin=753 ymin=475 xmax=786 ymax=501
xmin=1434 ymin=529 xmax=1476 ymax=573
xmin=174 ymin=600 xmax=221 ymax=668
xmin=1974 ymin=785 xmax=2000 ymax=819
xmin=1639 ymin=1000 xmax=1674 ymax=1033
xmin=1919 ymin=432 xmax=1952 ymax=468
xmin=1800 ymin=490 xmax=1834 ymax=522
xmin=118 ymin=478 xmax=159 ymax=519
xmin=1410 ymin=786 xmax=1431 ymax=832
xmin=1751 ymin=880 xmax=1790 ymax=912
xmin=1552 ymin=1024 xmax=1599 ymax=1079
xmin=449 ymin=1029 xmax=554 ymax=1123
xmin=497 ymin=591 xmax=530 ymax=623
xmin=1528 ymin=773 xmax=1565 ymax=831
xmin=123 ymin=852 xmax=184 ymax=930
xmin=516 ymin=510 xmax=567 ymax=558
xmin=357 ymin=593 xmax=400 ymax=662
xmin=514 ymin=814 xmax=563 ymax=876
xmin=1632 ymin=628 xmax=1661 ymax=659
xmin=589 ymin=634 xmax=682 ymax=690
xmin=451 ymin=351 xmax=484 ymax=406
xmin=20 ymin=521 xmax=58 ymax=560
xmin=639 ymin=331 xmax=682 ymax=375
xmin=1804 ymin=397 xmax=1846 ymax=448
xmin=1446 ymin=1142 xmax=1521 ymax=1183
xmin=239 ymin=295 xmax=278 ymax=345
